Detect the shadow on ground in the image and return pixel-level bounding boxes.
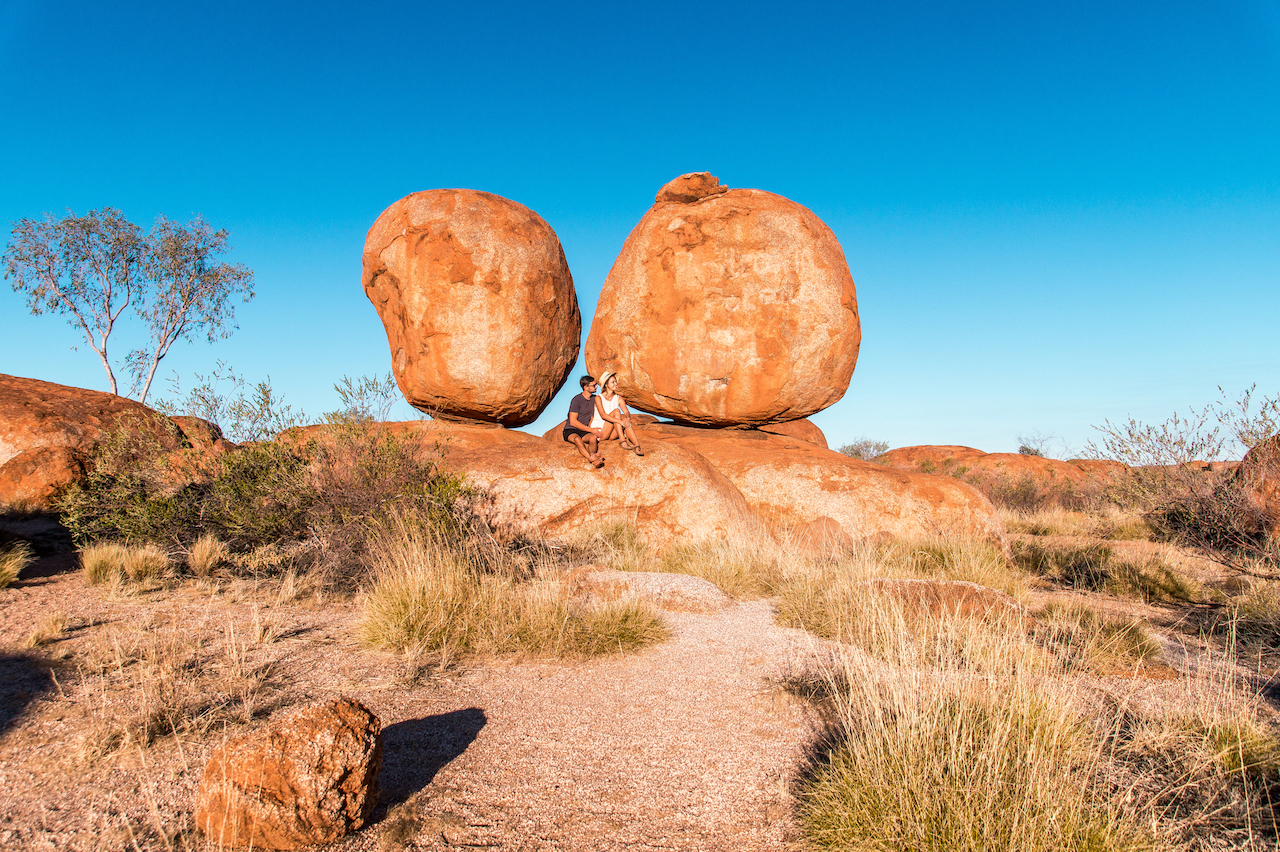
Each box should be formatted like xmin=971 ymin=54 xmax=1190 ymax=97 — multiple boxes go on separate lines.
xmin=378 ymin=707 xmax=487 ymax=806
xmin=0 ymin=652 xmax=54 ymax=737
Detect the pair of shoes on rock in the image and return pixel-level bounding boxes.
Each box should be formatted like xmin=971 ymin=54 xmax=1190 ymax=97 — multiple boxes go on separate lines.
xmin=620 ymin=439 xmax=636 ymax=451
xmin=589 ymin=452 xmax=605 ymax=469
xmin=632 ymin=444 xmax=644 ymax=457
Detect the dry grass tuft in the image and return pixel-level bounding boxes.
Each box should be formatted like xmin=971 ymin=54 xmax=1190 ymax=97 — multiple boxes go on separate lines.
xmin=359 ymin=514 xmax=668 ymax=665
xmin=75 ymin=620 xmax=278 ymax=761
xmin=1014 ymin=540 xmax=1200 ymax=603
xmin=1000 ymin=506 xmax=1151 ymax=540
xmin=80 ymin=541 xmax=172 ymax=588
xmin=0 ymin=540 xmax=35 ymax=587
xmin=22 ymin=610 xmax=69 ymax=648
xmin=187 ymin=534 xmax=229 ymax=577
xmin=1034 ymin=602 xmax=1161 ymax=675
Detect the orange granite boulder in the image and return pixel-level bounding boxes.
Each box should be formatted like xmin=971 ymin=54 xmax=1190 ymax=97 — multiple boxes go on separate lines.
xmin=362 ymin=190 xmax=580 ymax=427
xmin=585 ymin=173 xmax=860 ymax=427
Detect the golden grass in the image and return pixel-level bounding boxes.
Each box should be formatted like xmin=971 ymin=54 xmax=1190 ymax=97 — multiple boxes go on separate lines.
xmin=1000 ymin=505 xmax=1151 ymax=540
xmin=187 ymin=534 xmax=229 ymax=577
xmin=75 ymin=619 xmax=277 ymax=761
xmin=22 ymin=610 xmax=68 ymax=648
xmin=1014 ymin=539 xmax=1200 ymax=603
xmin=81 ymin=541 xmax=171 ymax=588
xmin=798 ymin=633 xmax=1154 ymax=852
xmin=358 ymin=515 xmax=668 ymax=664
xmin=0 ymin=540 xmax=35 ymax=587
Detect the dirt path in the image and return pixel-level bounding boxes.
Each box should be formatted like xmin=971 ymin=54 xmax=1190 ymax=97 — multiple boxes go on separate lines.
xmin=0 ymin=569 xmax=826 ymax=851
xmin=338 ymin=599 xmax=825 ymax=851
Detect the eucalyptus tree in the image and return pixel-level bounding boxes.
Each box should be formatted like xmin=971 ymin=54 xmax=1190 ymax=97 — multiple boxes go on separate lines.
xmin=4 ymin=209 xmax=254 ymax=402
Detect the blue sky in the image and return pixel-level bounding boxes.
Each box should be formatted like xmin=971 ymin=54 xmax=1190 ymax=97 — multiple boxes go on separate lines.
xmin=2 ymin=0 xmax=1277 ymax=456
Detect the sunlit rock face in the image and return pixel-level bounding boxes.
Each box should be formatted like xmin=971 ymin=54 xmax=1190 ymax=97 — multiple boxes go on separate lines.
xmin=585 ymin=172 xmax=860 ymax=427
xmin=362 ymin=189 xmax=580 ymax=427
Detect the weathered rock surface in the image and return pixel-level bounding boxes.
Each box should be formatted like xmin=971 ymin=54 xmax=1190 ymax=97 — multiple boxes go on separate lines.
xmin=0 ymin=446 xmax=86 ymax=508
xmin=584 ymin=173 xmax=860 ymax=427
xmin=566 ymin=564 xmax=732 ymax=613
xmin=758 ymin=419 xmax=828 ymax=448
xmin=858 ymin=578 xmax=1029 ymax=628
xmin=1237 ymin=435 xmax=1280 ymax=540
xmin=195 ymin=697 xmax=382 ymax=850
xmin=643 ymin=425 xmax=1006 ymax=550
xmin=0 ymin=374 xmax=187 ymax=508
xmin=362 ymin=189 xmax=581 ymax=427
xmin=291 ymin=421 xmax=771 ymax=550
xmin=878 ymin=445 xmax=1125 ymax=507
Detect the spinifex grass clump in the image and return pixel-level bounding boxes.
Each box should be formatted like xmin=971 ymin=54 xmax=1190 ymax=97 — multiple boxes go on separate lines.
xmin=1013 ymin=540 xmax=1199 ymax=603
xmin=999 ymin=506 xmax=1151 ymax=540
xmin=798 ymin=648 xmax=1153 ymax=852
xmin=1034 ymin=602 xmax=1161 ymax=675
xmin=81 ymin=542 xmax=171 ymax=588
xmin=358 ymin=513 xmax=668 ymax=665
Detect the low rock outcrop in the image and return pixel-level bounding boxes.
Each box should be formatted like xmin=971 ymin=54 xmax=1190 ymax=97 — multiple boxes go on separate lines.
xmin=642 ymin=425 xmax=1006 ymax=550
xmin=566 ymin=564 xmax=732 ymax=613
xmin=362 ymin=189 xmax=581 ymax=427
xmin=195 ymin=697 xmax=382 ymax=850
xmin=584 ymin=173 xmax=860 ymax=427
xmin=0 ymin=374 xmax=194 ymax=508
xmin=758 ymin=418 xmax=828 ymax=448
xmin=877 ymin=445 xmax=1124 ymax=508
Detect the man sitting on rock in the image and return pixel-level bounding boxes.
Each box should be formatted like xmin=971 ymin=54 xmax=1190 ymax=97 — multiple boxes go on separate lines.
xmin=564 ymin=375 xmax=604 ymax=469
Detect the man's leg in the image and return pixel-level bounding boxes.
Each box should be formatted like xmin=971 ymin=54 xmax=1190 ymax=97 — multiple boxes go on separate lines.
xmin=568 ymin=434 xmax=594 ymax=463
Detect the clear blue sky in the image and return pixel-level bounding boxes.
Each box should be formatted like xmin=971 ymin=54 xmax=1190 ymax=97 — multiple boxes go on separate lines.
xmin=2 ymin=0 xmax=1277 ymax=456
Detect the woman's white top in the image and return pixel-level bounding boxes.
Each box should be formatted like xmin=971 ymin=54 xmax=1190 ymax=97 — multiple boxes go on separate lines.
xmin=590 ymin=393 xmax=623 ymax=430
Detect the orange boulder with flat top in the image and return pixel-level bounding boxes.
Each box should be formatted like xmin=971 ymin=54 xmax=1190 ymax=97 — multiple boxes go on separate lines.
xmin=585 ymin=173 xmax=860 ymax=427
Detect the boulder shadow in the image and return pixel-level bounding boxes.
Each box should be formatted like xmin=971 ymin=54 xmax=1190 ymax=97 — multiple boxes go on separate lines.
xmin=378 ymin=707 xmax=487 ymax=806
xmin=0 ymin=652 xmax=54 ymax=737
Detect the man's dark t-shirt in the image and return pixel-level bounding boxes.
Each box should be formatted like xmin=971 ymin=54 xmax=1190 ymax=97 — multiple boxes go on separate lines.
xmin=566 ymin=393 xmax=595 ymax=434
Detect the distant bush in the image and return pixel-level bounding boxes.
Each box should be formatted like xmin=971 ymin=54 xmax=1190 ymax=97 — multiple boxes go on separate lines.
xmin=1087 ymin=385 xmax=1279 ymax=572
xmin=837 ymin=438 xmax=889 ymax=462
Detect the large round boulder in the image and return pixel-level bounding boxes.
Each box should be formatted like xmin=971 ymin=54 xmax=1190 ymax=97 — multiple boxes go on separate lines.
xmin=362 ymin=190 xmax=581 ymax=427
xmin=584 ymin=173 xmax=860 ymax=427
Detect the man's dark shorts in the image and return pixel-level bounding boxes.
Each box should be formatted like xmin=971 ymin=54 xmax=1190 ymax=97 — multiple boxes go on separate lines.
xmin=563 ymin=426 xmax=592 ymax=442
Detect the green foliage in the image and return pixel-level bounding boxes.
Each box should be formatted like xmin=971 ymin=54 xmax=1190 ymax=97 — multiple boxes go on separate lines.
xmin=3 ymin=209 xmax=253 ymax=402
xmin=155 ymin=360 xmax=305 ymax=442
xmin=837 ymin=438 xmax=889 ymax=461
xmin=57 ymin=416 xmax=479 ymax=585
xmin=325 ymin=372 xmax=401 ymax=424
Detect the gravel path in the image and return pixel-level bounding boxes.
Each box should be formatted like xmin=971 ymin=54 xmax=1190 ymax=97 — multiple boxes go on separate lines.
xmin=339 ymin=599 xmax=825 ymax=851
xmin=0 ymin=568 xmax=826 ymax=851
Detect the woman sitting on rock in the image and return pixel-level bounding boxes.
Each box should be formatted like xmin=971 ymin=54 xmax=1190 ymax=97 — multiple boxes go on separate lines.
xmin=591 ymin=371 xmax=644 ymax=456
